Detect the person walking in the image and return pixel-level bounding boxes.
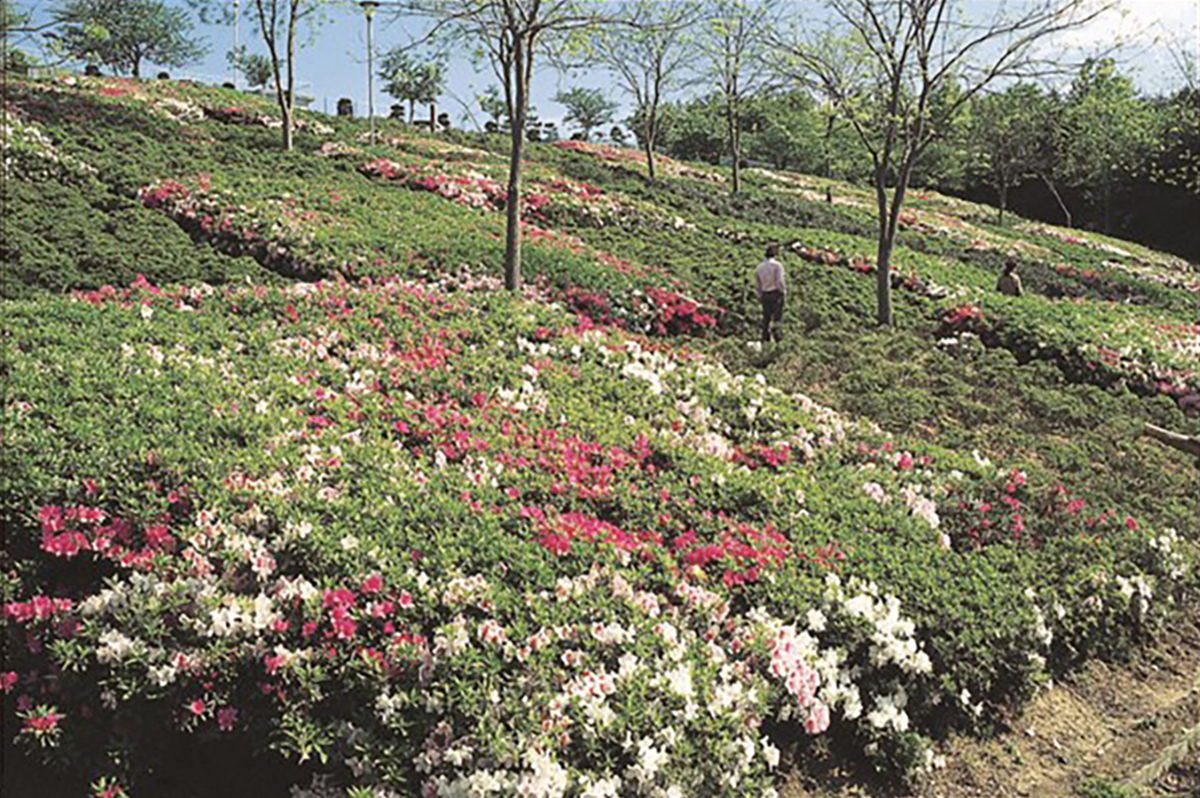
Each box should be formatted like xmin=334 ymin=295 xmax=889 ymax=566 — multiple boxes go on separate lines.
xmin=755 ymin=244 xmax=786 ymax=344
xmin=997 ymin=258 xmax=1025 ymax=297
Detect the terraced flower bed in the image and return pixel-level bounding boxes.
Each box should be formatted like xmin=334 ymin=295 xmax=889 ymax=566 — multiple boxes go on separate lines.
xmin=3 ymin=73 xmax=1198 ymax=798
xmin=4 ymin=274 xmax=1188 ymax=796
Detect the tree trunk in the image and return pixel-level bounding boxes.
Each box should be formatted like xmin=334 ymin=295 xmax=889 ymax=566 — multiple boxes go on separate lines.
xmin=132 ymin=58 xmax=141 ymax=78
xmin=282 ymin=0 xmax=297 ymax=151
xmin=645 ymin=96 xmax=659 ymax=184
xmin=646 ymin=129 xmax=657 ymax=183
xmin=409 ymin=99 xmax=415 ymax=124
xmin=998 ymin=178 xmax=1008 ymax=224
xmin=1040 ymin=172 xmax=1072 ymax=228
xmin=731 ymin=116 xmax=741 ymax=194
xmin=503 ymin=46 xmax=529 ymax=292
xmin=1103 ymin=164 xmax=1112 ymax=234
xmin=257 ymin=0 xmax=289 ymax=152
xmin=873 ymin=167 xmax=894 ymax=327
xmin=824 ymin=114 xmax=834 ymax=179
xmin=726 ymin=93 xmax=741 ymax=195
xmin=430 ymin=102 xmax=436 ymax=131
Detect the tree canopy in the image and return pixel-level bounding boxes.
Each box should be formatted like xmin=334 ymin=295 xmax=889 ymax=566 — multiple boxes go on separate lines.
xmin=52 ymin=0 xmax=208 ymax=77
xmin=379 ymin=48 xmax=446 ymax=122
xmin=554 ymin=86 xmax=618 ymax=139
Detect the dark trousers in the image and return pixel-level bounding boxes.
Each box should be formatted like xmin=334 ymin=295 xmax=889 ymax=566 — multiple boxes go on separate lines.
xmin=760 ymin=290 xmax=784 ymax=343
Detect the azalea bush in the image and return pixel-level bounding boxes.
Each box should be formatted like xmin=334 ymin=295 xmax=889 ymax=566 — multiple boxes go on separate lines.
xmin=134 ymin=174 xmax=720 ymax=339
xmin=3 ymin=274 xmax=1191 ymax=797
xmin=3 ymin=72 xmax=1199 ymax=798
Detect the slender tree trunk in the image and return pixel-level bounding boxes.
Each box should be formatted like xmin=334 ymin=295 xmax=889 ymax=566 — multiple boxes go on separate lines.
xmin=431 ymin=102 xmax=436 ymax=131
xmin=504 ymin=44 xmax=529 ymax=292
xmin=409 ymin=99 xmax=415 ymax=124
xmin=257 ymin=0 xmax=289 ymax=151
xmin=646 ymin=127 xmax=657 ymax=182
xmin=645 ymin=95 xmax=659 ymax=183
xmin=824 ymin=114 xmax=834 ymax=179
xmin=1040 ymin=172 xmax=1072 ymax=228
xmin=731 ymin=115 xmax=741 ymax=194
xmin=726 ymin=94 xmax=740 ymax=195
xmin=1102 ymin=164 xmax=1112 ymax=233
xmin=873 ymin=166 xmax=893 ymax=327
xmin=282 ymin=0 xmax=297 ymax=151
xmin=132 ymin=58 xmax=141 ymax=78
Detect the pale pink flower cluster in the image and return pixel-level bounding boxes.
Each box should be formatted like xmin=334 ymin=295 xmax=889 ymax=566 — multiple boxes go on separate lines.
xmin=769 ymin=626 xmax=830 ymax=734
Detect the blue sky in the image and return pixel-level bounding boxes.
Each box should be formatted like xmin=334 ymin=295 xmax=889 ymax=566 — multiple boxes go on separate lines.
xmin=13 ymin=0 xmax=1199 ymax=130
xmin=15 ymin=0 xmax=632 ymax=128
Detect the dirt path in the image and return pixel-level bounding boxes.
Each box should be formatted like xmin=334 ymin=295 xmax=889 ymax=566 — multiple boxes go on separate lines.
xmin=785 ymin=607 xmax=1200 ymax=798
xmin=924 ymin=613 xmax=1199 ymax=798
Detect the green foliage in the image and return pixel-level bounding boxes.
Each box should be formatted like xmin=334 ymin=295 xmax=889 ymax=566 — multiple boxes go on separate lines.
xmin=1060 ymin=59 xmax=1157 ymax=230
xmin=227 ymin=45 xmax=273 ymax=89
xmin=378 ymin=47 xmax=446 ymax=118
xmin=478 ymin=84 xmax=507 ymax=126
xmin=1076 ymin=776 xmax=1141 ymax=798
xmin=1146 ymin=88 xmax=1200 ymax=196
xmin=554 ymin=86 xmax=619 ymax=140
xmin=965 ymin=84 xmax=1054 ymax=219
xmin=52 ymin=0 xmax=208 ymax=77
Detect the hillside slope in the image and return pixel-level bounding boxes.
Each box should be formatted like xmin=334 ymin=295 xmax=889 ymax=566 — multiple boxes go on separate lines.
xmin=2 ymin=74 xmax=1198 ymax=798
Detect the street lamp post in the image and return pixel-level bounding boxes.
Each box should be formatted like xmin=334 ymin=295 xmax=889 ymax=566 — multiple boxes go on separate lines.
xmin=361 ymin=1 xmax=380 ymax=145
xmin=232 ymin=0 xmax=240 ymax=89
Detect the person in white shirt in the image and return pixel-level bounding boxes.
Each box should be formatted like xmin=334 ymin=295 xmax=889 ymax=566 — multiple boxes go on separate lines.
xmin=755 ymin=244 xmax=786 ymax=343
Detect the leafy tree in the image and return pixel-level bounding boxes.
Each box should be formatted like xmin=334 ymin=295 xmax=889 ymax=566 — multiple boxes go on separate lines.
xmin=553 ymin=86 xmax=618 ymax=140
xmin=478 ymin=84 xmax=507 ymax=129
xmin=191 ymin=0 xmax=340 ymax=151
xmin=593 ymin=0 xmax=698 ymax=181
xmin=226 ymin=45 xmax=273 ymax=89
xmin=2 ymin=0 xmax=37 ymax=71
xmin=654 ymin=96 xmax=725 ymax=163
xmin=51 ymin=0 xmax=208 ymax=78
xmin=743 ymin=90 xmax=822 ymax=171
xmin=379 ymin=47 xmax=446 ymax=125
xmin=397 ymin=0 xmax=622 ymax=291
xmin=1061 ymin=58 xmax=1155 ymax=232
xmin=1147 ymin=87 xmax=1200 ymax=197
xmin=696 ymin=0 xmax=777 ymax=194
xmin=771 ymin=0 xmax=1116 ymax=326
xmin=966 ymin=84 xmax=1048 ymax=222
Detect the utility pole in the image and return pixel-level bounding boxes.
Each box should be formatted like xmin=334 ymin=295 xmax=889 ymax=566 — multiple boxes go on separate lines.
xmin=361 ymin=2 xmax=379 ymax=144
xmin=233 ymin=0 xmax=240 ymax=89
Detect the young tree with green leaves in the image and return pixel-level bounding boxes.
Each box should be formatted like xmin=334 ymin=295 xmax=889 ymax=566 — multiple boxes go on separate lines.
xmin=1147 ymin=87 xmax=1200 ymax=198
xmin=967 ymin=83 xmax=1048 ymax=223
xmin=2 ymin=0 xmax=38 ymax=72
xmin=395 ymin=0 xmax=622 ymax=291
xmin=697 ymin=0 xmax=777 ymax=195
xmin=1061 ymin=58 xmax=1155 ymax=233
xmin=379 ymin=47 xmax=446 ymax=125
xmin=771 ymin=0 xmax=1116 ymax=327
xmin=592 ymin=0 xmax=698 ymax=181
xmin=553 ymin=86 xmax=617 ymax=140
xmin=51 ymin=0 xmax=208 ymax=78
xmin=191 ymin=0 xmax=340 ymax=151
xmin=227 ymin=45 xmax=273 ymax=89
xmin=478 ymin=84 xmax=508 ymax=130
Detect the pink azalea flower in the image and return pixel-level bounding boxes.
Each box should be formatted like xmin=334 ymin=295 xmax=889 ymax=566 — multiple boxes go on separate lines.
xmin=217 ymin=707 xmax=238 ymax=732
xmin=803 ymin=701 xmax=831 ymax=734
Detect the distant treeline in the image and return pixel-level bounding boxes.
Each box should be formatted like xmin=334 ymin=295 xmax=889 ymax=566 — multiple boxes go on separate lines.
xmin=646 ymin=60 xmax=1200 ymax=262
